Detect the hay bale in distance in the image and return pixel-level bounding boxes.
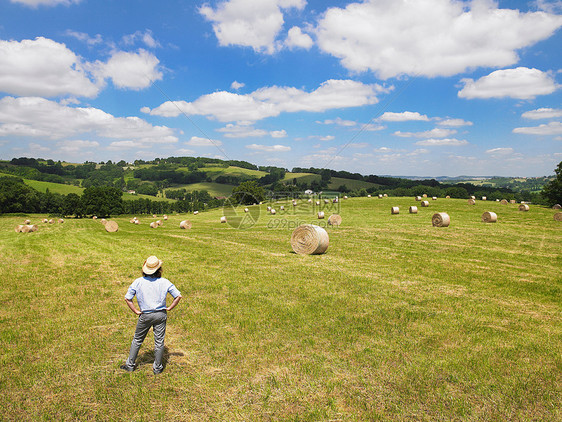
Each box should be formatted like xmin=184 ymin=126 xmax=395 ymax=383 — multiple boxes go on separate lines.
xmin=28 ymin=224 xmax=38 ymax=232
xmin=501 ymin=199 xmax=508 ymax=205
xmin=58 ymin=219 xmax=64 ymax=224
xmin=194 ymin=211 xmax=199 ymax=215
xmin=422 ymin=194 xmax=428 ymax=198
xmin=445 ymin=195 xmax=450 ymax=199
xmin=220 ymin=216 xmax=227 ymax=223
xmin=324 ymin=199 xmax=329 ymax=204
xmin=156 ymin=220 xmax=163 ymax=226
xmin=432 ymin=197 xmax=437 ymax=200
xmin=421 ymin=201 xmax=429 ymax=207
xmin=267 ymin=206 xmax=271 ymax=211
xmin=468 ymin=199 xmax=476 ymax=205
xmin=24 ymin=219 xmax=31 ymax=224
xmin=384 ymin=194 xmax=388 ymax=197
xmin=482 ymin=196 xmax=487 ymax=201
xmin=510 ymin=200 xmax=516 ymax=204
xmin=409 ymin=206 xmax=418 ymax=214
xmin=48 ymin=219 xmax=54 ymax=224
xmin=367 ymin=195 xmax=371 ymax=198
xmin=327 ymin=214 xmax=342 ymax=226
xmin=470 ymin=196 xmax=476 ymax=200
xmin=343 ymin=196 xmax=348 ymax=200
xmin=270 ymin=209 xmax=276 ymax=215
xmin=163 ymin=215 xmax=168 ymax=220
xmin=280 ymin=205 xmax=285 ymax=210
xmin=482 ymin=211 xmax=497 ymax=223
xmin=244 ymin=208 xmax=249 ymax=213
xmin=317 ymin=211 xmax=325 ymax=219
xmin=134 ymin=220 xmax=140 ymax=225
xmin=179 ymin=220 xmax=192 ymax=229
xmin=554 ymin=212 xmax=562 ymax=221
xmin=92 ymin=216 xmax=97 ymax=220
xmin=378 ymin=194 xmax=383 ymax=198
xmin=101 ymin=219 xmax=107 ymax=226
xmin=15 ymin=225 xmax=23 ymax=232
xmin=105 ymin=221 xmax=119 ymax=232
xmin=20 ymin=225 xmax=31 ymax=233
xmin=290 ymin=224 xmax=329 ymax=255
xmin=43 ymin=219 xmax=48 ymax=223
xmin=150 ymin=222 xmax=157 ymax=228
xmin=152 ymin=214 xmax=157 ymax=218
xmin=519 ymin=204 xmax=530 ymax=212
xmin=553 ymin=204 xmax=561 ymax=210
xmin=432 ymin=212 xmax=450 ymax=227
xmin=415 ymin=196 xmax=422 ymax=201
xmin=391 ymin=207 xmax=399 ymax=214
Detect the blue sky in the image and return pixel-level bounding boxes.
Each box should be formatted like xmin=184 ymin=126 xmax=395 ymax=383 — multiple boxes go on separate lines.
xmin=0 ymin=0 xmax=561 ymax=177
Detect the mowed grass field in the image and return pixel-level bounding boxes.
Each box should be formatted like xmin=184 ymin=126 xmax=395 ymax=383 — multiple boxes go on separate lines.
xmin=1 ymin=197 xmax=560 ymax=421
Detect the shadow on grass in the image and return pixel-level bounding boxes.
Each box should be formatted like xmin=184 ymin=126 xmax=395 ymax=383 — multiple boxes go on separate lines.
xmin=136 ymin=347 xmax=185 ymax=371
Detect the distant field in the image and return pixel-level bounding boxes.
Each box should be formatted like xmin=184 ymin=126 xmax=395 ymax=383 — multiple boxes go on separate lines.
xmin=200 ymin=166 xmax=267 ymax=179
xmin=22 ymin=179 xmax=84 ymax=195
xmin=328 ymin=176 xmax=379 ymax=190
xmin=282 ymin=172 xmax=320 ymax=184
xmin=166 ymin=182 xmax=235 ymax=197
xmin=1 ymin=197 xmax=560 ymax=420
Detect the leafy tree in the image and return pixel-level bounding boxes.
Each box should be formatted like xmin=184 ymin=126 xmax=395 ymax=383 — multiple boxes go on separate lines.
xmin=0 ymin=177 xmax=40 ymax=213
xmin=81 ymin=186 xmax=123 ymax=217
xmin=231 ymin=180 xmax=266 ymax=205
xmin=542 ymin=161 xmax=562 ymax=206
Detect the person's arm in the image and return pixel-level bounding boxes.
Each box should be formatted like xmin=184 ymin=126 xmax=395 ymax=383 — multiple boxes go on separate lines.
xmin=166 ymin=295 xmax=182 ymax=312
xmin=125 ymin=298 xmax=142 ymax=315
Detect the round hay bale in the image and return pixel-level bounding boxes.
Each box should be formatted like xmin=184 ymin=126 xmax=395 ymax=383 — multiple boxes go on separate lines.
xmin=308 ymin=199 xmax=312 ymax=203
xmin=43 ymin=219 xmax=48 ymax=223
xmin=445 ymin=195 xmax=450 ymax=199
xmin=470 ymin=195 xmax=476 ymax=200
xmin=92 ymin=216 xmax=97 ymax=220
xmin=421 ymin=201 xmax=429 ymax=207
xmin=315 ymin=201 xmax=320 ymax=206
xmin=367 ymin=195 xmax=371 ymax=198
xmin=280 ymin=205 xmax=285 ymax=210
xmin=156 ymin=220 xmax=163 ymax=226
xmin=153 ymin=214 xmax=157 ymax=218
xmin=333 ymin=198 xmax=338 ymax=203
xmin=290 ymin=224 xmax=329 ymax=255
xmin=554 ymin=212 xmax=562 ymax=221
xmin=378 ymin=194 xmax=383 ymax=198
xmin=48 ymin=219 xmax=54 ymax=224
xmin=28 ymin=224 xmax=38 ymax=232
xmin=482 ymin=211 xmax=497 ymax=223
xmin=270 ymin=209 xmax=276 ymax=215
xmin=432 ymin=212 xmax=450 ymax=227
xmin=317 ymin=211 xmax=325 ymax=219
xmin=194 ymin=211 xmax=199 ymax=215
xmin=163 ymin=215 xmax=168 ymax=220
xmin=327 ymin=214 xmax=342 ymax=226
xmin=244 ymin=207 xmax=249 ymax=213
xmin=292 ymin=200 xmax=297 ymax=206
xmin=101 ymin=219 xmax=107 ymax=226
xmin=552 ymin=204 xmax=561 ymax=210
xmin=105 ymin=221 xmax=118 ymax=232
xmin=14 ymin=225 xmax=23 ymax=233
xmin=468 ymin=199 xmax=476 ymax=205
xmin=409 ymin=206 xmax=418 ymax=214
xmin=383 ymin=194 xmax=388 ymax=197
xmin=324 ymin=199 xmax=329 ymax=204
xmin=267 ymin=206 xmax=271 ymax=211
xmin=519 ymin=204 xmax=530 ymax=212
xmin=343 ymin=196 xmax=348 ymax=200
xmin=20 ymin=225 xmax=31 ymax=233
xmin=391 ymin=207 xmax=399 ymax=215
xmin=58 ymin=218 xmax=64 ymax=224
xmin=24 ymin=219 xmax=31 ymax=224
xmin=130 ymin=219 xmax=135 ymax=224
xmin=422 ymin=194 xmax=428 ymax=198
xmin=134 ymin=220 xmax=140 ymax=225
xmin=510 ymin=200 xmax=516 ymax=204
xmin=220 ymin=216 xmax=227 ymax=223
xmin=432 ymin=197 xmax=437 ymax=201
xmin=501 ymin=199 xmax=508 ymax=204
xmin=150 ymin=222 xmax=157 ymax=228
xmin=415 ymin=196 xmax=422 ymax=201
xmin=482 ymin=196 xmax=487 ymax=201
xmin=179 ymin=220 xmax=192 ymax=229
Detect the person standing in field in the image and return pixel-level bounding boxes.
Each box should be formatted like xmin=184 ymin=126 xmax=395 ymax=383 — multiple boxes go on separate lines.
xmin=120 ymin=255 xmax=182 ymax=374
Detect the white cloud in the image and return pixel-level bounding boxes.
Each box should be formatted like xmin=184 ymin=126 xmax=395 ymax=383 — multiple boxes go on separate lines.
xmin=315 ymin=0 xmax=562 ymax=78
xmin=122 ymin=30 xmax=161 ymax=49
xmin=320 ymin=117 xmax=356 ymax=127
xmin=174 ymin=148 xmax=197 ymax=155
xmin=57 ymin=139 xmax=100 ymax=153
xmin=0 ymin=37 xmax=98 ymax=98
xmin=147 ymin=79 xmax=387 ymax=123
xmin=415 ymin=138 xmax=468 ymax=146
xmin=231 ymin=81 xmax=245 ymax=90
xmin=458 ymin=67 xmax=559 ymax=100
xmin=378 ymin=111 xmax=428 ymax=122
xmin=359 ymin=123 xmax=385 ymax=131
xmin=64 ymin=30 xmax=103 ymax=46
xmin=10 ymin=0 xmax=81 ymax=7
xmin=270 ymin=130 xmax=287 ymax=138
xmin=437 ymin=118 xmax=473 ymax=127
xmin=486 ymin=147 xmax=514 ymax=155
xmin=308 ymin=135 xmax=335 ymax=141
xmin=186 ymin=136 xmax=223 ymax=147
xmin=394 ymin=128 xmax=457 ymax=138
xmin=217 ymin=124 xmax=269 ymax=138
xmin=285 ymin=26 xmax=313 ymax=50
xmin=535 ymin=0 xmax=562 ymax=13
xmin=246 ymin=143 xmax=291 ymax=152
xmin=522 ymin=108 xmax=562 ymax=119
xmin=0 ymin=97 xmax=178 ymax=148
xmin=199 ymin=0 xmax=306 ymax=54
xmin=93 ymin=49 xmax=162 ymax=89
xmin=513 ymin=121 xmax=562 ymax=135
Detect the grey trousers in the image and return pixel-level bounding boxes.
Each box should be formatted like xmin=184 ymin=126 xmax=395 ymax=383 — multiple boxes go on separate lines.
xmin=125 ymin=311 xmax=167 ymax=372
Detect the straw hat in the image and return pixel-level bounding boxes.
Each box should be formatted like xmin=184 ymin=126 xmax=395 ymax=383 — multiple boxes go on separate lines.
xmin=142 ymin=256 xmax=162 ymax=275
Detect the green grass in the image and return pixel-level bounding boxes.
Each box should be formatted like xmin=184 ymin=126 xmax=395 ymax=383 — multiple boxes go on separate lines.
xmin=282 ymin=172 xmax=321 ymax=184
xmin=1 ymin=197 xmax=561 ymax=420
xmin=166 ymin=182 xmax=235 ymax=197
xmin=328 ymin=176 xmax=380 ymax=191
xmin=198 ymin=166 xmax=267 ymax=180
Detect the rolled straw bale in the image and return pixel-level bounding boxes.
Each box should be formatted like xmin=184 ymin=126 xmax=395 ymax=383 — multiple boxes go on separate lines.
xmin=482 ymin=211 xmax=497 ymax=223
xmin=163 ymin=215 xmax=168 ymax=220
xmin=316 ymin=201 xmax=320 ymax=206
xmin=391 ymin=207 xmax=399 ymax=215
xmin=482 ymin=196 xmax=487 ymax=201
xmin=134 ymin=220 xmax=140 ymax=225
xmin=28 ymin=224 xmax=38 ymax=232
xmin=280 ymin=205 xmax=285 ymax=210
xmin=101 ymin=219 xmax=107 ymax=226
xmin=179 ymin=220 xmax=192 ymax=229
xmin=58 ymin=219 xmax=64 ymax=224
xmin=290 ymin=224 xmax=329 ymax=255
xmin=432 ymin=212 xmax=450 ymax=227
xmin=432 ymin=197 xmax=437 ymax=200
xmin=92 ymin=216 xmax=97 ymax=220
xmin=421 ymin=200 xmax=429 ymax=207
xmin=308 ymin=199 xmax=312 ymax=203
xmin=150 ymin=222 xmax=157 ymax=228
xmin=468 ymin=199 xmax=476 ymax=205
xmin=153 ymin=214 xmax=157 ymax=218
xmin=324 ymin=199 xmax=329 ymax=204
xmin=104 ymin=221 xmax=118 ymax=232
xmin=130 ymin=219 xmax=136 ymax=224
xmin=156 ymin=220 xmax=163 ymax=226
xmin=43 ymin=219 xmax=48 ymax=223
xmin=423 ymin=194 xmax=428 ymax=198
xmin=267 ymin=206 xmax=271 ymax=211
xmin=292 ymin=201 xmax=297 ymax=206
xmin=552 ymin=204 xmax=561 ymax=209
xmin=20 ymin=225 xmax=31 ymax=233
xmin=470 ymin=196 xmax=476 ymax=200
xmin=194 ymin=211 xmax=199 ymax=215
xmin=554 ymin=212 xmax=562 ymax=221
xmin=510 ymin=200 xmax=516 ymax=204
xmin=327 ymin=214 xmax=342 ymax=226
xmin=317 ymin=211 xmax=325 ymax=219
xmin=24 ymin=219 xmax=31 ymax=224
xmin=343 ymin=196 xmax=348 ymax=200
xmin=383 ymin=194 xmax=388 ymax=197
xmin=367 ymin=195 xmax=371 ymax=198
xmin=519 ymin=204 xmax=530 ymax=212
xmin=15 ymin=225 xmax=23 ymax=233
xmin=271 ymin=209 xmax=276 ymax=215
xmin=378 ymin=194 xmax=383 ymax=198
xmin=496 ymin=199 xmax=500 ymax=202
xmin=244 ymin=208 xmax=249 ymax=213
xmin=409 ymin=206 xmax=418 ymax=214
xmin=48 ymin=219 xmax=54 ymax=224
xmin=220 ymin=216 xmax=227 ymax=223
xmin=415 ymin=196 xmax=422 ymax=201
xmin=445 ymin=195 xmax=450 ymax=199
xmin=501 ymin=199 xmax=508 ymax=204
xmin=333 ymin=198 xmax=338 ymax=203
